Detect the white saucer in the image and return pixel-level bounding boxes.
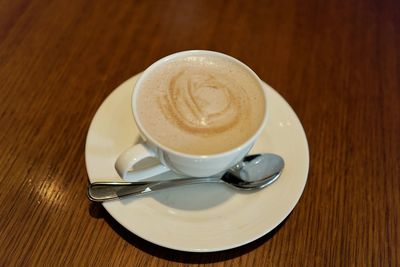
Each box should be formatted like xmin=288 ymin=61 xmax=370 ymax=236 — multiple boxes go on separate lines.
xmin=85 ymin=74 xmax=309 ymax=252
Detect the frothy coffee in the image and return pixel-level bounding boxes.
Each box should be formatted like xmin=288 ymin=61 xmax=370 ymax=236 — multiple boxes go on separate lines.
xmin=137 ymin=55 xmax=265 ymax=155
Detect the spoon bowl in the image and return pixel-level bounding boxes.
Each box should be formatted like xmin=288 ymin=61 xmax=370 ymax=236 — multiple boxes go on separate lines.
xmin=88 ymin=153 xmax=284 ymax=202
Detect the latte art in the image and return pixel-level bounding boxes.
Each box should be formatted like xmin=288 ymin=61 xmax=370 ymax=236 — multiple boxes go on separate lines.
xmin=158 ymin=70 xmax=248 ymax=135
xmin=137 ymin=55 xmax=265 ymax=155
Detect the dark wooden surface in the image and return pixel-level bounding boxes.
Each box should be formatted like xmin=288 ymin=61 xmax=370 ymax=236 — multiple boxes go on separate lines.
xmin=1 ymin=0 xmax=399 ymax=266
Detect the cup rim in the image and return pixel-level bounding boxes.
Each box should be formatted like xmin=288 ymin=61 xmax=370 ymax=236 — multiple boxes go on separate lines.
xmin=131 ymin=50 xmax=268 ymax=159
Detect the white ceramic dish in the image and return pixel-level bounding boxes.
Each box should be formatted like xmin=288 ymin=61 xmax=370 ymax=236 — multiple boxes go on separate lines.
xmin=85 ymin=74 xmax=309 ymax=252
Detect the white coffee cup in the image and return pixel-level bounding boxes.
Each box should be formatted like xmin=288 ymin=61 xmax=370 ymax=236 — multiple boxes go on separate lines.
xmin=115 ymin=50 xmax=267 ymax=181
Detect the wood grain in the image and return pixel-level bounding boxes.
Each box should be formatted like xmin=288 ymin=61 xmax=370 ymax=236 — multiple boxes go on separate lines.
xmin=0 ymin=0 xmax=399 ymax=266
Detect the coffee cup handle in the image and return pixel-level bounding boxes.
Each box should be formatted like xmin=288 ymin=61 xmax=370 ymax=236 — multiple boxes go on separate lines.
xmin=115 ymin=143 xmax=169 ymax=181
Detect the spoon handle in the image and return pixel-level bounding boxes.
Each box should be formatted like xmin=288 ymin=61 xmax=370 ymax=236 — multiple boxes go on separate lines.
xmin=87 ymin=177 xmax=221 ymax=202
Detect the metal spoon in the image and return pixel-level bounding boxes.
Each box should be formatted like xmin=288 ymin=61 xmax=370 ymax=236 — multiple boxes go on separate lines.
xmin=87 ymin=153 xmax=284 ymax=202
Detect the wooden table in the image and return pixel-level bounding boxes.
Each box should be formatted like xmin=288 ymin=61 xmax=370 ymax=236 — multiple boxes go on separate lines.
xmin=1 ymin=0 xmax=399 ymax=266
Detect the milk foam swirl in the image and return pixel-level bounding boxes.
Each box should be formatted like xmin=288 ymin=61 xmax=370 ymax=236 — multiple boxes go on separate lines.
xmin=158 ymin=70 xmax=249 ymax=135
